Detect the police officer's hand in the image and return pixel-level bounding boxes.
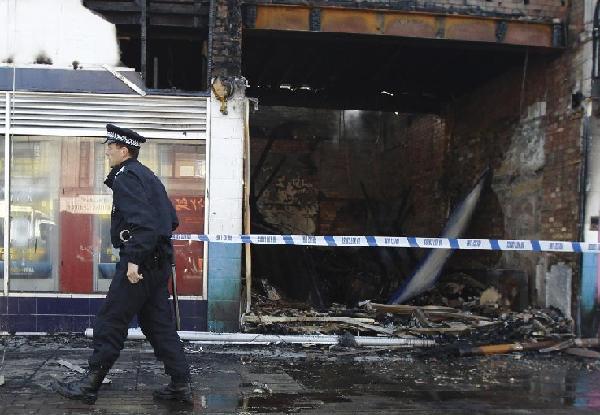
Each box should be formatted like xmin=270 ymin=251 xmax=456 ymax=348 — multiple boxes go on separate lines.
xmin=127 ymin=262 xmax=143 ymax=284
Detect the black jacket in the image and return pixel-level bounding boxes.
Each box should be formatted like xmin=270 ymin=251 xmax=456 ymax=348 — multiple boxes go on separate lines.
xmin=105 ymin=158 xmax=179 ymax=265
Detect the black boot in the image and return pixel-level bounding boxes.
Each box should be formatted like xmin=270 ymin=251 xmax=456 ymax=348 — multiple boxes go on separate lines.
xmin=153 ymin=381 xmax=193 ymax=404
xmin=54 ymin=368 xmax=109 ymax=405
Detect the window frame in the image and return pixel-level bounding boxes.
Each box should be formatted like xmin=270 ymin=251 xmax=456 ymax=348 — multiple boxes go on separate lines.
xmin=1 ymin=91 xmax=210 ymax=300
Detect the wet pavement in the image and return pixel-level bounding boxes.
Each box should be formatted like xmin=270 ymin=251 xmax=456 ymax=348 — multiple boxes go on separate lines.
xmin=2 ymin=335 xmax=600 ymax=414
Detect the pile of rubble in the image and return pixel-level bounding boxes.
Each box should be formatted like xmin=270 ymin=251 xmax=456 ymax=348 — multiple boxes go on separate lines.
xmin=242 ymin=279 xmax=592 ymax=357
xmin=243 ymin=295 xmax=572 ymax=340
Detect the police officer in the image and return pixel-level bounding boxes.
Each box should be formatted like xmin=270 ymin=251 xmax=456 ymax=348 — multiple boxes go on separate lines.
xmin=55 ymin=124 xmax=191 ymax=405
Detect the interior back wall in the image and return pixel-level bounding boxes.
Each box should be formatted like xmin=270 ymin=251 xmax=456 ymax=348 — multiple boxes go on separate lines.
xmin=250 ymin=106 xmax=383 ymax=236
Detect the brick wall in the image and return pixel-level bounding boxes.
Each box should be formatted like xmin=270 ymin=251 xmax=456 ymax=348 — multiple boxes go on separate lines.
xmin=377 ymin=114 xmax=448 ymax=237
xmin=250 ymin=107 xmax=383 ymax=235
xmin=210 ymin=0 xmax=242 ymax=78
xmin=378 ymin=1 xmax=585 ymax=297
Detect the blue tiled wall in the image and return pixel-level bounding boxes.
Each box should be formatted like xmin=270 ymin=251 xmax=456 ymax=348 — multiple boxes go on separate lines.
xmin=0 ymin=296 xmax=207 ymax=333
xmin=207 ymin=242 xmax=242 ymax=332
xmin=580 ymin=253 xmax=598 ymax=337
xmin=581 ymin=253 xmax=597 ymax=311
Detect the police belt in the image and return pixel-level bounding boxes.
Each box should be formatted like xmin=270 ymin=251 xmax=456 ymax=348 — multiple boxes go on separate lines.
xmin=119 ymin=230 xmax=172 ymax=266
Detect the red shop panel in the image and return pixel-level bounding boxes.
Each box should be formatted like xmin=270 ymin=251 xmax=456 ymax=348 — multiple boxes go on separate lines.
xmin=171 ymin=196 xmax=204 ymax=296
xmin=59 ymin=212 xmax=93 ymax=293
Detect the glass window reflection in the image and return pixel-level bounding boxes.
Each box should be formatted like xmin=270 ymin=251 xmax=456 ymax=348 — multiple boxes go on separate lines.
xmin=8 ymin=136 xmax=205 ymax=295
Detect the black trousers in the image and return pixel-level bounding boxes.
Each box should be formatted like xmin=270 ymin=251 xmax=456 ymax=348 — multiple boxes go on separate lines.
xmin=89 ymin=255 xmax=190 ymax=381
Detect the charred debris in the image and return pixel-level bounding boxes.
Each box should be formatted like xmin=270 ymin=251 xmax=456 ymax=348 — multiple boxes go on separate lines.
xmin=247 ymin=230 xmax=580 ymax=356
xmin=243 ymin=279 xmax=581 ymax=357
xmin=245 ymin=151 xmax=585 ymax=357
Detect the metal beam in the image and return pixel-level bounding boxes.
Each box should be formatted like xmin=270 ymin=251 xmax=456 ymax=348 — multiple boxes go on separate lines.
xmin=246 ymin=4 xmax=562 ymax=49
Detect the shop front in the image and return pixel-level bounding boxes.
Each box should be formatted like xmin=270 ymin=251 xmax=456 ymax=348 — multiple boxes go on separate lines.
xmin=0 ymin=85 xmax=210 ymax=333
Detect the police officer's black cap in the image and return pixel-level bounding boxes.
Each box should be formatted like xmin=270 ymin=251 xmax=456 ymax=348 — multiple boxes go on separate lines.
xmin=104 ymin=124 xmax=146 ymax=148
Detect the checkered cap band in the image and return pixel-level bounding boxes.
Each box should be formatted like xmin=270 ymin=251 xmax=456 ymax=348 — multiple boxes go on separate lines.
xmin=106 ymin=131 xmax=141 ymax=148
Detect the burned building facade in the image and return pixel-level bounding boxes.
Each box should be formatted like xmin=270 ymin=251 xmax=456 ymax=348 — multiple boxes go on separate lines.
xmin=240 ymin=0 xmax=597 ymax=335
xmin=1 ymin=0 xmax=599 ymax=336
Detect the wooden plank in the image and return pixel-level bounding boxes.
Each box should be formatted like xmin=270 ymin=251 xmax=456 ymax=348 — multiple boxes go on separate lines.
xmin=408 ymin=326 xmax=469 ymax=335
xmin=243 ymin=315 xmax=376 ymax=324
xmin=429 ymin=312 xmax=491 ymax=322
xmin=574 ymin=338 xmax=600 ymax=348
xmin=350 ymin=321 xmax=394 ymax=335
xmin=369 ymin=303 xmax=458 ymax=314
xmin=565 ymin=348 xmax=600 ymax=359
xmin=243 ymin=315 xmax=383 ymax=337
xmin=539 ymin=338 xmax=597 ymax=353
xmin=370 ymin=303 xmax=489 ymax=323
xmin=459 ymin=340 xmax=559 ymax=357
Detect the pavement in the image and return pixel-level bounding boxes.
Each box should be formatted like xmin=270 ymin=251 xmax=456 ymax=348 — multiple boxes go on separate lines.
xmin=2 ymin=335 xmax=600 ymax=414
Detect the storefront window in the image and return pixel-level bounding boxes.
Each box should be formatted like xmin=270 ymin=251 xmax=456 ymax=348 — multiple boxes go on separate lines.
xmin=8 ymin=138 xmax=60 ymax=291
xmin=8 ymin=136 xmax=205 ymax=295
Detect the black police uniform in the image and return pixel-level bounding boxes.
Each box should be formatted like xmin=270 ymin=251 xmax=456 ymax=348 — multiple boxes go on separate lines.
xmin=88 ymin=130 xmax=190 ymax=382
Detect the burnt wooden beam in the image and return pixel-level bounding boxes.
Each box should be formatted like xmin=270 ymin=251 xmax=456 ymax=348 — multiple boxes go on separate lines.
xmin=244 ymin=4 xmax=563 ymax=49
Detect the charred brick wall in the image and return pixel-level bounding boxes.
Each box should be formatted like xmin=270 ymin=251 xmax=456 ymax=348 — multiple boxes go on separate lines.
xmin=210 ymin=0 xmax=242 ymax=78
xmin=378 ymin=1 xmax=585 ymax=301
xmin=250 ymin=107 xmax=386 ymax=236
xmin=249 ymin=107 xmax=455 ymax=241
xmin=449 ymin=2 xmax=584 ymax=278
xmin=377 ymin=114 xmax=448 ymax=238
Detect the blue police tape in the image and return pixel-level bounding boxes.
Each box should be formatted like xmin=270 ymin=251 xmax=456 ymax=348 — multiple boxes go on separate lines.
xmin=171 ymin=234 xmax=600 ymax=253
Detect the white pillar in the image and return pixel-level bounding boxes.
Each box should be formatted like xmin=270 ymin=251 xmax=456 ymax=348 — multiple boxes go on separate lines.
xmin=206 ymin=78 xmax=246 ymax=331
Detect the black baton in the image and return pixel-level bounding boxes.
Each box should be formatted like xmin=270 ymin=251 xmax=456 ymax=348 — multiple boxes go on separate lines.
xmin=171 ymin=264 xmax=181 ymax=331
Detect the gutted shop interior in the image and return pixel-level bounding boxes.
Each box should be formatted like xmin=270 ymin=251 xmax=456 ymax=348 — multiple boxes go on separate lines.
xmin=242 ymin=26 xmax=580 ymax=326
xmin=84 ymin=0 xmax=209 ymax=90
